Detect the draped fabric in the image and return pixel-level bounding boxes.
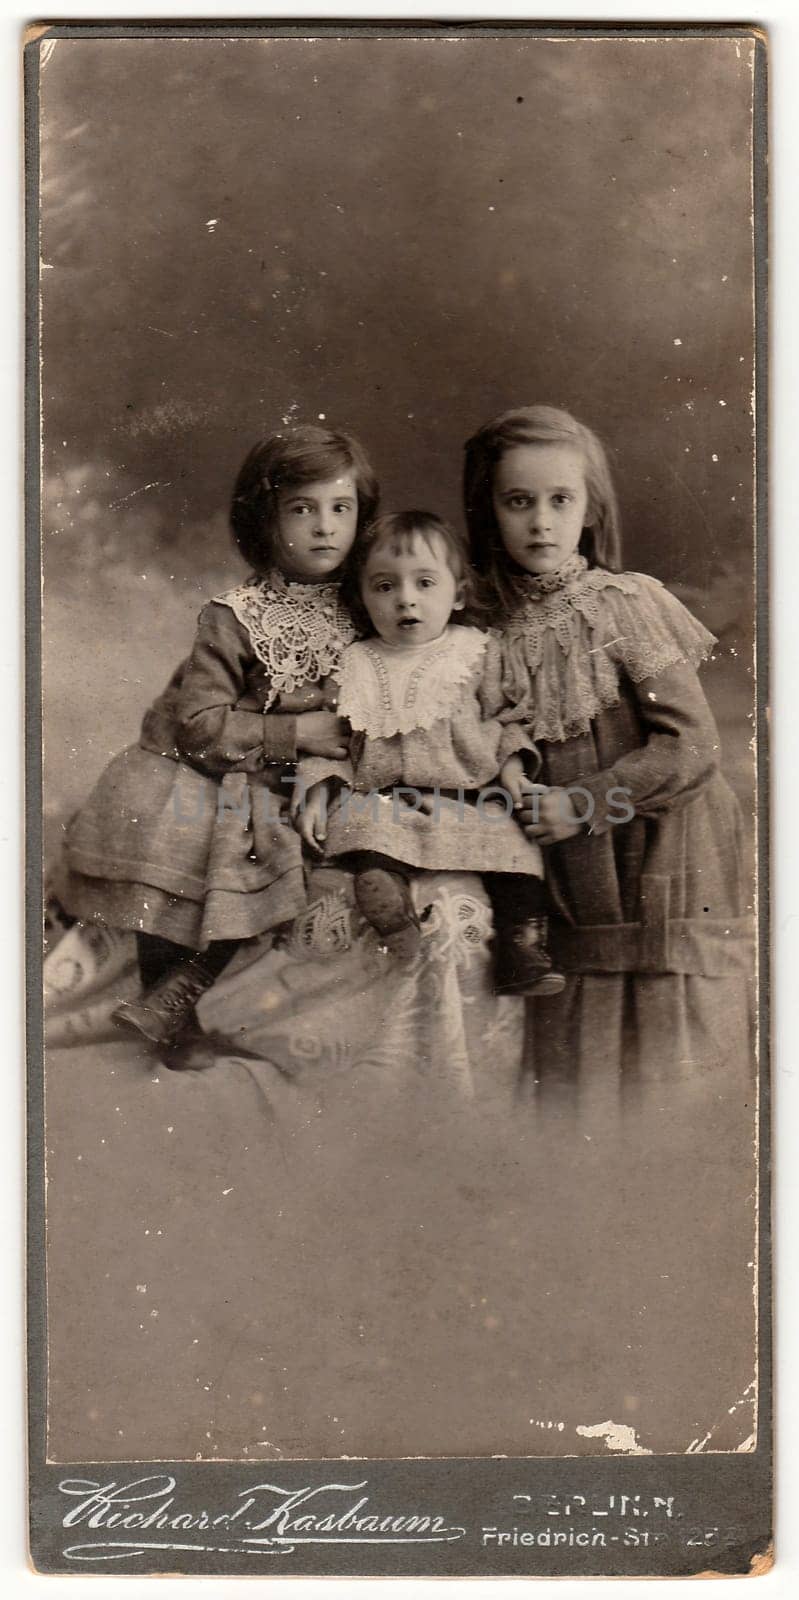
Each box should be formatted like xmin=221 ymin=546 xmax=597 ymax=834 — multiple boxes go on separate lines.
xmin=43 ymin=867 xmax=756 ymax=1463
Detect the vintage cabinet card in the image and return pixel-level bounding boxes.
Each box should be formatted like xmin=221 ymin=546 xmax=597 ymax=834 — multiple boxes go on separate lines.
xmin=26 ymin=20 xmax=770 ymax=1578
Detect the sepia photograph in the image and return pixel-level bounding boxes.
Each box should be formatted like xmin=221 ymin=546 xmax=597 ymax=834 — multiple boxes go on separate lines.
xmin=27 ymin=20 xmax=769 ymax=1577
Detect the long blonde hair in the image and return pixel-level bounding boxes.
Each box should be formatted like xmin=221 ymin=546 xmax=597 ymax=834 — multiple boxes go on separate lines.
xmin=463 ymin=404 xmax=621 ymax=616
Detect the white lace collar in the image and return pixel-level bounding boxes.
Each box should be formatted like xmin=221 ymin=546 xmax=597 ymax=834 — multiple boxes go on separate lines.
xmin=338 ymin=625 xmax=488 ymax=740
xmin=503 ymin=563 xmax=644 ymax=655
xmin=511 ymin=549 xmax=590 ymax=597
xmin=499 ymin=568 xmax=716 ymax=743
xmin=216 ymin=570 xmax=358 ymax=707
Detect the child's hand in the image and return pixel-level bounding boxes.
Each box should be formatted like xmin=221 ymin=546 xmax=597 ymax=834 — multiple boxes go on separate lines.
xmin=293 ymin=781 xmax=329 ymax=853
xmin=519 ymin=786 xmax=585 ymax=846
xmin=500 ymin=754 xmax=532 ymax=810
xmin=295 ymin=710 xmax=349 ymax=759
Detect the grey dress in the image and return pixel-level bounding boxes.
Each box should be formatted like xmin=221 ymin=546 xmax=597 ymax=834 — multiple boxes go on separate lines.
xmin=496 ymin=555 xmax=750 ymax=980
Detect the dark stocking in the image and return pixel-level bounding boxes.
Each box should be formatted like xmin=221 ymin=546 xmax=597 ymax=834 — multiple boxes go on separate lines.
xmin=136 ymin=933 xmax=240 ymax=992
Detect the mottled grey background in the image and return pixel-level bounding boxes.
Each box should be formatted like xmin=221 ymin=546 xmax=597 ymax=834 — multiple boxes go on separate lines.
xmin=40 ymin=32 xmax=756 ymax=826
xmin=35 ymin=28 xmax=762 ymax=1485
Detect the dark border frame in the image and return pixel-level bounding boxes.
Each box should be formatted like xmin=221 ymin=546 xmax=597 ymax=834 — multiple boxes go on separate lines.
xmin=24 ymin=20 xmax=772 ymax=1578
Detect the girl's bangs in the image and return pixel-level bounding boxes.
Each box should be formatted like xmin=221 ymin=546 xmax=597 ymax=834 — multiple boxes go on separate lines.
xmin=276 ymin=440 xmax=358 ymax=490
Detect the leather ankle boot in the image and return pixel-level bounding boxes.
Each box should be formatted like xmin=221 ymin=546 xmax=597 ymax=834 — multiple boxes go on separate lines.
xmin=354 ymin=867 xmax=421 ymax=960
xmin=112 ymin=957 xmax=218 ymax=1045
xmin=494 ymin=917 xmax=566 ymax=998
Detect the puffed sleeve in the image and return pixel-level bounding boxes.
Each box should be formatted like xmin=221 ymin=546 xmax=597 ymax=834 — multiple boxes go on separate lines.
xmin=477 ymin=631 xmax=541 ymax=769
xmin=575 ymin=662 xmax=722 ymax=836
xmin=174 ymin=603 xmax=298 ymax=774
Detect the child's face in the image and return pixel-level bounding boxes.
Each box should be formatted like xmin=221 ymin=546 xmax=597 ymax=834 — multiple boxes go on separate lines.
xmin=272 ymin=472 xmax=359 ymax=580
xmin=492 ymin=443 xmax=590 ymax=576
xmin=360 ymin=531 xmax=464 ymax=648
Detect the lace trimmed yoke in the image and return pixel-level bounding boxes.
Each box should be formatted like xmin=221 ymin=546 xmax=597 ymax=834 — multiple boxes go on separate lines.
xmin=218 ymin=570 xmax=358 ymax=710
xmin=498 ymin=557 xmax=717 ymax=744
xmin=338 ymin=626 xmax=489 ymax=740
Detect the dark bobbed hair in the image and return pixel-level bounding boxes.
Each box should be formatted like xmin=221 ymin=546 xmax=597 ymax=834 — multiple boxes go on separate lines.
xmin=463 ymin=405 xmax=622 ymax=616
xmin=343 ymin=509 xmax=481 ymax=631
xmin=230 ymin=423 xmax=380 ymax=573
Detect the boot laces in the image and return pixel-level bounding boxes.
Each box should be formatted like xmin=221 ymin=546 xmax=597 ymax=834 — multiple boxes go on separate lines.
xmin=151 ymin=965 xmax=213 ymax=1013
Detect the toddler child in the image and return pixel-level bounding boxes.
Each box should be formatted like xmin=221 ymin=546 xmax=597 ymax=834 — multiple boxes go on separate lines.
xmin=295 ymin=510 xmax=565 ymax=995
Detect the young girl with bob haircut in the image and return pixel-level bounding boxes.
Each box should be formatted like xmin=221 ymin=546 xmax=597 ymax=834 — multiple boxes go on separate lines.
xmin=463 ymin=403 xmax=751 ymax=1076
xmin=54 ymin=423 xmax=379 ymax=1053
xmin=295 ymin=508 xmax=564 ymax=994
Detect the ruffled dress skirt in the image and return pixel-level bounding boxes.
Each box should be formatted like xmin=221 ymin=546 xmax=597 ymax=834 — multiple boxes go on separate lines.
xmin=53 ymin=743 xmax=308 ymax=949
